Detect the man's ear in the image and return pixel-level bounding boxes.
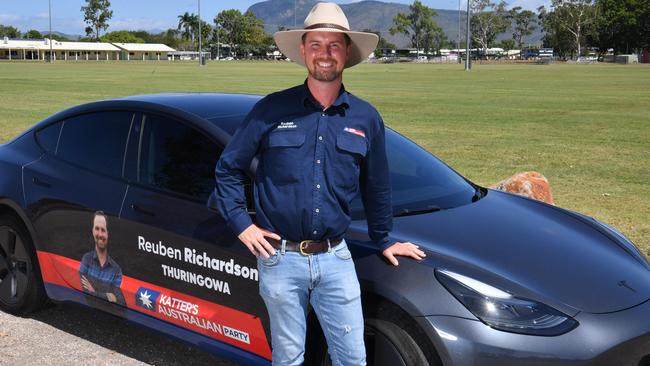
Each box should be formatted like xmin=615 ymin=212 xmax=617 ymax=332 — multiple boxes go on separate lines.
xmin=300 ymin=42 xmax=306 ymax=60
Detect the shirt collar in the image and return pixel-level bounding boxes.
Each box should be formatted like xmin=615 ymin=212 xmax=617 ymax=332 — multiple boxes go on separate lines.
xmin=91 ymin=248 xmax=114 ymax=269
xmin=301 ymin=80 xmax=350 ymax=113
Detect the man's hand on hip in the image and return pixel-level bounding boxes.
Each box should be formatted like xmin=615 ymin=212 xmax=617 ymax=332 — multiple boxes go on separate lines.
xmin=238 ymin=224 xmax=280 ymax=258
xmin=382 ymin=242 xmax=426 ymax=266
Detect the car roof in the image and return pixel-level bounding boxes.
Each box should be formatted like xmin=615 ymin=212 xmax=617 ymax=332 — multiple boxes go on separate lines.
xmin=118 ymin=93 xmax=262 ymax=134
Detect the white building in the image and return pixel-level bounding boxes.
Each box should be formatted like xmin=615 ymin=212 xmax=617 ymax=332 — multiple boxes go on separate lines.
xmin=0 ymin=38 xmax=121 ymax=61
xmin=168 ymin=51 xmax=211 ymax=61
xmin=112 ymin=43 xmax=176 ymax=61
xmin=0 ymin=38 xmax=175 ymax=61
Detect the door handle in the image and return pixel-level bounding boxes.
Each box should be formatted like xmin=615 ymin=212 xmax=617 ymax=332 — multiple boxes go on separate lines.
xmin=32 ymin=177 xmax=52 ymax=188
xmin=129 ymin=204 xmax=155 ymax=217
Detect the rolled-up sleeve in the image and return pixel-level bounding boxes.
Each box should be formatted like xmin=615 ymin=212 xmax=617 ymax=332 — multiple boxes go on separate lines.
xmin=360 ymin=113 xmax=395 ymax=252
xmin=215 ymin=107 xmax=266 ymax=236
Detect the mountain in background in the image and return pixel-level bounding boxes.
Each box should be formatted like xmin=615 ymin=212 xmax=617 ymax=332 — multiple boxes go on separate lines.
xmin=38 ymin=31 xmax=82 ymax=41
xmin=248 ymin=0 xmax=543 ymax=48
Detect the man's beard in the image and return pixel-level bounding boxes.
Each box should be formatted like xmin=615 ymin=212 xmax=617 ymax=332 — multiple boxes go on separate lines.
xmin=309 ymin=59 xmax=341 ymax=82
xmin=95 ymin=238 xmax=108 ymax=252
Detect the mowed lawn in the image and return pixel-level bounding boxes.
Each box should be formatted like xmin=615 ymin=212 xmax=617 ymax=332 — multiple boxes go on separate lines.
xmin=1 ymin=61 xmax=648 ymax=256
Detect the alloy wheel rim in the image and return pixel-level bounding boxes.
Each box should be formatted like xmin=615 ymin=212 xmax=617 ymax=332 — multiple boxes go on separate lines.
xmin=0 ymin=226 xmax=29 ymax=305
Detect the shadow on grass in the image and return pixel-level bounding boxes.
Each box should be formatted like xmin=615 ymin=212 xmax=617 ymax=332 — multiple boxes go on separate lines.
xmin=28 ymin=302 xmax=237 ymax=366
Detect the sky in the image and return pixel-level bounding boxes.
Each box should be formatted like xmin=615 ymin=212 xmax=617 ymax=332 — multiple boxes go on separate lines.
xmin=0 ymin=0 xmax=550 ymax=36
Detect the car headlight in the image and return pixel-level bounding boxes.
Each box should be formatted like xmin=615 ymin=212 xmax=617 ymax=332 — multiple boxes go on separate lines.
xmin=435 ymin=269 xmax=578 ymax=336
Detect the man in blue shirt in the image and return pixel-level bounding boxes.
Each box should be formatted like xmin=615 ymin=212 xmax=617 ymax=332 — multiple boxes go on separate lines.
xmin=79 ymin=211 xmax=125 ymax=306
xmin=216 ymin=3 xmax=425 ymax=365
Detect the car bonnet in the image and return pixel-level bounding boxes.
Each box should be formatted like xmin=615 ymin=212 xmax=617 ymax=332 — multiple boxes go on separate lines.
xmin=388 ymin=190 xmax=650 ymax=314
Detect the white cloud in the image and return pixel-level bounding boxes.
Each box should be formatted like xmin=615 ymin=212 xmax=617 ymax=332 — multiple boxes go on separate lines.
xmin=0 ymin=14 xmax=48 ymax=31
xmin=0 ymin=13 xmax=84 ymax=35
xmin=0 ymin=14 xmax=21 ymax=23
xmin=1 ymin=13 xmax=169 ymax=34
xmin=509 ymin=0 xmax=551 ymax=10
xmin=109 ymin=18 xmax=170 ymax=31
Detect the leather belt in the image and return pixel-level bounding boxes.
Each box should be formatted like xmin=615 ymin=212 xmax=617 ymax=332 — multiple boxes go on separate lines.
xmin=268 ymin=238 xmax=343 ymax=255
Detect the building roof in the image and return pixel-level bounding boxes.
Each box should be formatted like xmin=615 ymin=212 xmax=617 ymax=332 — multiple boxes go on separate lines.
xmin=54 ymin=40 xmax=121 ymax=51
xmin=0 ymin=38 xmax=174 ymax=52
xmin=0 ymin=38 xmax=120 ymax=51
xmin=112 ymin=43 xmax=175 ymax=52
xmin=0 ymin=39 xmax=38 ymax=49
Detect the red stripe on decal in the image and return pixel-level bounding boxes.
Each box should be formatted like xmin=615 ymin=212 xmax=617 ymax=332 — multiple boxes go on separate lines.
xmin=37 ymin=251 xmax=82 ymax=290
xmin=36 ymin=250 xmax=271 ymax=360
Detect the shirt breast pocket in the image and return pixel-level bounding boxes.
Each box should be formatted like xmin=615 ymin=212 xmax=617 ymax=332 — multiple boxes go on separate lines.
xmin=262 ymin=131 xmax=306 ymax=184
xmin=335 ymin=132 xmax=368 ymax=189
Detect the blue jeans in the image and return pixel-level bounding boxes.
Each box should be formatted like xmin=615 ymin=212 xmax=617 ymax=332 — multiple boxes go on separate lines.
xmin=257 ymin=239 xmax=366 ymax=366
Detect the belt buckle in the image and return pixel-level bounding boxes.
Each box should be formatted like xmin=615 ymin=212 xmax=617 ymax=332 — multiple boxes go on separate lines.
xmin=299 ymin=240 xmax=315 ymax=256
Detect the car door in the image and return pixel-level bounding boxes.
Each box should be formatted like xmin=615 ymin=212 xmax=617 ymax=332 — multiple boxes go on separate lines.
xmin=118 ymin=112 xmax=271 ymax=359
xmin=23 ymin=110 xmax=135 ymax=316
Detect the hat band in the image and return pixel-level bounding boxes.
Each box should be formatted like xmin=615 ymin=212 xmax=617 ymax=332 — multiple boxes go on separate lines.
xmin=305 ymin=23 xmax=349 ymax=31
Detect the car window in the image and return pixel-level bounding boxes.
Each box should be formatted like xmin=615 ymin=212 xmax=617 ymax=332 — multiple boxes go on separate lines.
xmin=351 ymin=129 xmax=476 ymax=218
xmin=56 ymin=111 xmax=134 ymax=178
xmin=35 ymin=121 xmax=63 ymax=154
xmin=139 ymin=113 xmax=222 ymax=201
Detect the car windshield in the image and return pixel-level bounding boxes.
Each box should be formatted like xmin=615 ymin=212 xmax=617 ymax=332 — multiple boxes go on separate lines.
xmin=350 ymin=129 xmax=478 ymax=219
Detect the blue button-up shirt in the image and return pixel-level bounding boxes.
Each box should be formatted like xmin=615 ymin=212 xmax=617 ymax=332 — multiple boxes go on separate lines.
xmin=79 ymin=249 xmax=126 ymax=305
xmin=215 ymin=82 xmax=395 ymax=251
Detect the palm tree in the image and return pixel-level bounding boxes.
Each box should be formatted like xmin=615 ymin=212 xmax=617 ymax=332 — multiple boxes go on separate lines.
xmin=177 ymin=12 xmax=198 ymax=49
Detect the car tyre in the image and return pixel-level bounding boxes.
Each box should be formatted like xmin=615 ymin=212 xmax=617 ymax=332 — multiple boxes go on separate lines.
xmin=365 ymin=318 xmax=429 ymax=366
xmin=306 ymin=317 xmax=429 ymax=366
xmin=0 ymin=214 xmax=47 ymax=315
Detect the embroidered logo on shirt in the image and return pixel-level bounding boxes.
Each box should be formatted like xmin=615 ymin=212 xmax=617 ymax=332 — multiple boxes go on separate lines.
xmin=276 ymin=121 xmax=297 ymax=129
xmin=344 ymin=127 xmax=366 ymax=138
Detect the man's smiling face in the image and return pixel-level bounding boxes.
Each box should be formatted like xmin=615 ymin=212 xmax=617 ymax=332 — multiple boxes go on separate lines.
xmin=300 ymin=31 xmax=350 ymax=82
xmin=93 ymin=215 xmax=108 ymax=250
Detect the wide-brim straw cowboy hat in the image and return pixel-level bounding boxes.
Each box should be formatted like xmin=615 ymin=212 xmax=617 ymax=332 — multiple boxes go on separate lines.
xmin=274 ymin=2 xmax=379 ymax=68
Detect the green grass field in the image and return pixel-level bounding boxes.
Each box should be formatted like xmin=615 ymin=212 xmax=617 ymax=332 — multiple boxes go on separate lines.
xmin=1 ymin=60 xmax=648 ymax=256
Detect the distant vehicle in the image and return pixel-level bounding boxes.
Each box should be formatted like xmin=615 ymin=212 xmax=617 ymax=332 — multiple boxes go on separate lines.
xmin=539 ymin=48 xmax=554 ymax=59
xmin=377 ymin=56 xmax=395 ymax=64
xmin=521 ymin=48 xmax=538 ymax=60
xmin=1 ymin=94 xmax=649 ymax=365
xmin=577 ymin=56 xmax=598 ymax=63
xmin=521 ymin=48 xmax=554 ymax=62
xmin=579 ymin=48 xmax=599 ymax=63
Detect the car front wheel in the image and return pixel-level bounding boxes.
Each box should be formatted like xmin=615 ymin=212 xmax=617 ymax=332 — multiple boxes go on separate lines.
xmin=306 ymin=317 xmax=429 ymax=366
xmin=0 ymin=214 xmax=47 ymax=315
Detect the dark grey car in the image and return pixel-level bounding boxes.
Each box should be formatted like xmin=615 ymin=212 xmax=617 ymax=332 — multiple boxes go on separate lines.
xmin=0 ymin=93 xmax=648 ymax=365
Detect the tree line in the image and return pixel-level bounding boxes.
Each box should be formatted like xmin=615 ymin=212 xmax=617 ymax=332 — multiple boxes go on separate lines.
xmin=389 ymin=0 xmax=648 ymax=59
xmin=539 ymin=0 xmax=649 ymax=58
xmin=0 ymin=0 xmax=274 ymax=58
xmin=1 ymin=0 xmax=648 ymax=60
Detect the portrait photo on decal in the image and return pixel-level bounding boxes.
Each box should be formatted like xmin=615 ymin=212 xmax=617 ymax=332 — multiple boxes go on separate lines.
xmin=78 ymin=211 xmax=126 ymax=306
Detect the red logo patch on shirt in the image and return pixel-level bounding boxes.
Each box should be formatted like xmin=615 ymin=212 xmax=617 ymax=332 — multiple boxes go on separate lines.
xmin=344 ymin=127 xmax=366 ymax=138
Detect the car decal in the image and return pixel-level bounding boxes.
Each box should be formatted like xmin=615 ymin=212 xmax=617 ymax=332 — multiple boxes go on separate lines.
xmin=36 ymin=250 xmax=272 ymax=360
